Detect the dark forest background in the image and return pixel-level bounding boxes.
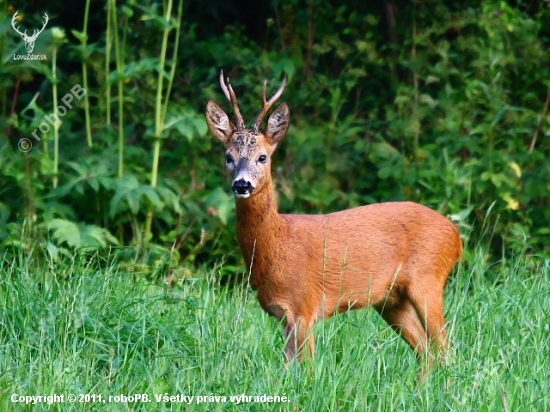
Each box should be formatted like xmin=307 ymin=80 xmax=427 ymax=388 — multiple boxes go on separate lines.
xmin=1 ymin=0 xmax=549 ymax=280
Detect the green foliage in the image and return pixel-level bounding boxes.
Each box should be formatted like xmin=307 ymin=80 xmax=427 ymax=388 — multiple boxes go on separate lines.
xmin=46 ymin=218 xmax=119 ymax=248
xmin=1 ymin=0 xmax=549 ymax=277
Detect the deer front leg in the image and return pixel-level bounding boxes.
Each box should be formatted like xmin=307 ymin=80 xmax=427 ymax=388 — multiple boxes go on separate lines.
xmin=283 ymin=317 xmax=314 ymax=362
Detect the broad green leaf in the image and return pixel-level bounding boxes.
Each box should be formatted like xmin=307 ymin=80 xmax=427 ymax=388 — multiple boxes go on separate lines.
xmin=205 ymin=187 xmax=233 ymax=225
xmin=48 ymin=219 xmax=81 ymax=248
xmin=139 ymin=186 xmax=164 ymax=211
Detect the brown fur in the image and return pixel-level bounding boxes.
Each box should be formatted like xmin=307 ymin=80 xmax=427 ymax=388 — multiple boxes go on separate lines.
xmin=205 ymin=73 xmax=462 ymax=372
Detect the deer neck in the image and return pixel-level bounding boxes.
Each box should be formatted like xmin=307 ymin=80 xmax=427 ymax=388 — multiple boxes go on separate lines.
xmin=235 ymin=177 xmax=284 ymax=287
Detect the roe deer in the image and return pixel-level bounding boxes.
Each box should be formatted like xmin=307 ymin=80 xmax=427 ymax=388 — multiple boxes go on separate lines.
xmin=205 ymin=70 xmax=462 ymax=375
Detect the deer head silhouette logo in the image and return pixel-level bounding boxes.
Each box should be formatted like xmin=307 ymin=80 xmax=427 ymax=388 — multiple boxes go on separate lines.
xmin=11 ymin=11 xmax=49 ymax=54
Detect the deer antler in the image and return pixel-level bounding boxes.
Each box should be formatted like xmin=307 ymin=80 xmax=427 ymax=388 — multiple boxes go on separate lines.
xmin=251 ymin=77 xmax=286 ymax=134
xmin=219 ymin=70 xmax=246 ymax=132
xmin=11 ymin=11 xmax=27 ymax=38
xmin=11 ymin=11 xmax=48 ymax=41
xmin=30 ymin=13 xmax=49 ymax=40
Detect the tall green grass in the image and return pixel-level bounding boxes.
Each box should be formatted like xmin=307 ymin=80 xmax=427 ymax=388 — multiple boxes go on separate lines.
xmin=0 ymin=249 xmax=548 ymax=411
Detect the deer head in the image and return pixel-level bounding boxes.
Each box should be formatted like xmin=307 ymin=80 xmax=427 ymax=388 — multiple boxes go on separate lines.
xmin=206 ymin=71 xmax=289 ymax=198
xmin=11 ymin=11 xmax=49 ymax=54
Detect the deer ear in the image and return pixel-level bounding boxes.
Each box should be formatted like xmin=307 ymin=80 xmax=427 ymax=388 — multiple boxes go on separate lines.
xmin=265 ymin=103 xmax=290 ymax=144
xmin=206 ymin=100 xmax=234 ymax=146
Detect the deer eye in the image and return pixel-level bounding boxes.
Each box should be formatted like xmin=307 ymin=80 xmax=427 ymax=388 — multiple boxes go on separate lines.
xmin=225 ymin=154 xmax=233 ymax=164
xmin=258 ymin=155 xmax=267 ymax=163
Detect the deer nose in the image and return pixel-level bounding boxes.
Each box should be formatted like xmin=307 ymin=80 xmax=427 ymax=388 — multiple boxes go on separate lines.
xmin=232 ymin=179 xmax=254 ymax=196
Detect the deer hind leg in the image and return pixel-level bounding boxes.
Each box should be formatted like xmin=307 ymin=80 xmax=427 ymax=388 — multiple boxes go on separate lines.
xmin=375 ymin=299 xmax=428 ymax=361
xmin=408 ymin=290 xmax=448 ymax=377
xmin=283 ymin=316 xmax=315 ymax=362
